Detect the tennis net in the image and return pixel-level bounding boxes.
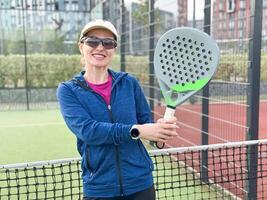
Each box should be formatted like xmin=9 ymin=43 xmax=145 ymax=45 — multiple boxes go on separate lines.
xmin=1 ymin=140 xmax=267 ymax=199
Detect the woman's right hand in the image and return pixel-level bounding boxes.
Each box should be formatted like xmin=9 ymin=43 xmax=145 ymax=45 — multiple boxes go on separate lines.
xmin=136 ymin=122 xmax=178 ymax=143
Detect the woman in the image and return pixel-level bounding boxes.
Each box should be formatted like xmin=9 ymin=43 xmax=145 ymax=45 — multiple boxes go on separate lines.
xmin=57 ymin=19 xmax=178 ymax=200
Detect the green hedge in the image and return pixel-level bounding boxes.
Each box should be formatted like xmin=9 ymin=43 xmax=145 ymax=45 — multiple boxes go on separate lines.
xmin=215 ymin=53 xmax=267 ymax=82
xmin=0 ymin=54 xmax=120 ymax=88
xmin=0 ymin=54 xmax=81 ymax=88
xmin=261 ymin=54 xmax=267 ymax=81
xmin=0 ymin=53 xmax=266 ymax=88
xmin=214 ymin=54 xmax=248 ymax=81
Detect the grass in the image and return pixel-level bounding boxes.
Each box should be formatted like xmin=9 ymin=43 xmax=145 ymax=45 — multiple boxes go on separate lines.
xmin=0 ymin=110 xmax=79 ymax=165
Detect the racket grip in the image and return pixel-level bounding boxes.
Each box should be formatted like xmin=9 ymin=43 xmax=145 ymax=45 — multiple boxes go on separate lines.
xmin=164 ymin=106 xmax=176 ymax=120
xmin=156 ymin=107 xmax=176 ymax=149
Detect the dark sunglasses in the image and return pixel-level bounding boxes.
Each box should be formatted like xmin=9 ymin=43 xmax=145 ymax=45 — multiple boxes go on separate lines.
xmin=81 ymin=37 xmax=117 ymax=49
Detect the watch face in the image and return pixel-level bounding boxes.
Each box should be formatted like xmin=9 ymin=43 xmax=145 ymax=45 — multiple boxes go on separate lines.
xmin=131 ymin=128 xmax=140 ymax=138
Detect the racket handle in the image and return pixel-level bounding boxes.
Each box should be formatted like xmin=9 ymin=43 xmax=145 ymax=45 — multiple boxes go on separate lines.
xmin=156 ymin=107 xmax=176 ymax=149
xmin=164 ymin=106 xmax=176 ymax=120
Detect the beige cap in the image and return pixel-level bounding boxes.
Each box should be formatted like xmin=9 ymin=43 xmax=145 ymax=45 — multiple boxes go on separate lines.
xmin=79 ymin=19 xmax=118 ymax=41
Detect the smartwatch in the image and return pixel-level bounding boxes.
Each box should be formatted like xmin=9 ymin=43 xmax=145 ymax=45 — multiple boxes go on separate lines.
xmin=130 ymin=125 xmax=140 ymax=140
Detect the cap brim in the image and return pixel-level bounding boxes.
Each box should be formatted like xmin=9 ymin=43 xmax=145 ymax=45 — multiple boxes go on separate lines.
xmin=80 ymin=26 xmax=117 ymax=41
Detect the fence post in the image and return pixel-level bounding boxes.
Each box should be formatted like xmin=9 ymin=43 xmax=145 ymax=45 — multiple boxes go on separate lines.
xmin=200 ymin=0 xmax=211 ymax=183
xmin=120 ymin=0 xmax=126 ymax=72
xmin=246 ymin=0 xmax=263 ymax=199
xmin=22 ymin=0 xmax=30 ymax=110
xmin=148 ymin=0 xmax=155 ymax=113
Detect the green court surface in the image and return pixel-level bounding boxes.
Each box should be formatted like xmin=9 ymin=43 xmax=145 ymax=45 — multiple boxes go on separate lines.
xmin=0 ymin=110 xmax=79 ymax=165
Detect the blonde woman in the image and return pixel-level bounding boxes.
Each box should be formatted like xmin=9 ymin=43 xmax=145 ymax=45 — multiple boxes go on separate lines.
xmin=57 ymin=19 xmax=177 ymax=200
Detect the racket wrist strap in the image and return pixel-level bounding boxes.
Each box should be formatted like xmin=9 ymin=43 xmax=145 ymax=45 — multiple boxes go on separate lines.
xmin=164 ymin=106 xmax=176 ymax=120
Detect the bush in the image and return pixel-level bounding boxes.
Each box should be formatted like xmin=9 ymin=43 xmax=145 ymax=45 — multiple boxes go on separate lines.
xmin=214 ymin=54 xmax=248 ymax=82
xmin=261 ymin=54 xmax=267 ymax=81
xmin=1 ymin=53 xmax=266 ymax=89
xmin=0 ymin=54 xmax=82 ymax=88
xmin=0 ymin=54 xmax=149 ymax=88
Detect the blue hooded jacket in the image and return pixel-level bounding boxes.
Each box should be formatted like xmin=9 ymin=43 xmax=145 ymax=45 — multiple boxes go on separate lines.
xmin=57 ymin=69 xmax=154 ymax=198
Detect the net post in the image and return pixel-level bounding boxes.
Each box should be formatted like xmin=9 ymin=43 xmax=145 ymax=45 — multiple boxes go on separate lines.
xmin=246 ymin=0 xmax=263 ymax=199
xmin=200 ymin=0 xmax=211 ymax=184
xmin=149 ymin=0 xmax=155 ymax=113
xmin=120 ymin=0 xmax=126 ymax=72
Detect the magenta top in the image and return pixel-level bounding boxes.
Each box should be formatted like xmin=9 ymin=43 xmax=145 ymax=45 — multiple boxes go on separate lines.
xmin=86 ymin=74 xmax=112 ymax=105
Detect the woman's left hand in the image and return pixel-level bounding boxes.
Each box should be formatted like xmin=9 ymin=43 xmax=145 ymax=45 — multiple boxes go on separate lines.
xmin=157 ymin=117 xmax=178 ymax=126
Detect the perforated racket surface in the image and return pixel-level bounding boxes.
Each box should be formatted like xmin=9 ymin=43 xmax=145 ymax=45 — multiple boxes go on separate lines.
xmin=154 ymin=27 xmax=220 ymax=148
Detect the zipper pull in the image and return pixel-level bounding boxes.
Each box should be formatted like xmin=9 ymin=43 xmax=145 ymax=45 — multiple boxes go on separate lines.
xmin=108 ymin=105 xmax=111 ymax=110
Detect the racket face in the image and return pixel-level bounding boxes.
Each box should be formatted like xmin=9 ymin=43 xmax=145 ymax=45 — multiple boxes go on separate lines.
xmin=154 ymin=27 xmax=220 ymax=107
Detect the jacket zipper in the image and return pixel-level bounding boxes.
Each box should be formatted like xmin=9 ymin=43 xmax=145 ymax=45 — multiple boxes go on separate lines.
xmin=90 ymin=94 xmax=124 ymax=196
xmin=107 ymin=105 xmax=124 ymax=197
xmin=74 ymin=79 xmax=124 ymax=196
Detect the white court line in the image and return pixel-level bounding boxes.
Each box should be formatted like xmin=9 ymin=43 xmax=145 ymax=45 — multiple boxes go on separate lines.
xmin=0 ymin=122 xmax=65 ymax=128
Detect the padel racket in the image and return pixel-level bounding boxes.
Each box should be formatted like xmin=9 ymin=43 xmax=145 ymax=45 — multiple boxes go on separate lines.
xmin=154 ymin=27 xmax=220 ymax=149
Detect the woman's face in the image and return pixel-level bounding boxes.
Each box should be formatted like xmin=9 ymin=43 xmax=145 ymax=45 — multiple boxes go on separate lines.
xmin=79 ymin=28 xmax=116 ymax=69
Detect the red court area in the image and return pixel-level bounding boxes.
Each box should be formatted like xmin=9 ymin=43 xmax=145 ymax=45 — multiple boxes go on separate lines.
xmin=153 ymin=101 xmax=267 ymax=199
xmin=154 ymin=101 xmax=267 ymax=147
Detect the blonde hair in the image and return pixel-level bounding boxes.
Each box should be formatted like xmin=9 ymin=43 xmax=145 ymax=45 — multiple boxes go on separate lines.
xmin=79 ymin=56 xmax=85 ymax=66
xmin=77 ymin=40 xmax=85 ymax=66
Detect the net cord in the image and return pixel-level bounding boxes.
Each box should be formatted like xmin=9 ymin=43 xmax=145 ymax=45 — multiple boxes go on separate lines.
xmin=1 ymin=139 xmax=267 ymax=169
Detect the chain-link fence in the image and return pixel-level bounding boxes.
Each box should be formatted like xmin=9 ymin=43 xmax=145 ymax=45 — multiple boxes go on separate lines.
xmin=1 ymin=0 xmax=266 ymax=198
xmin=1 ymin=0 xmax=266 ymax=142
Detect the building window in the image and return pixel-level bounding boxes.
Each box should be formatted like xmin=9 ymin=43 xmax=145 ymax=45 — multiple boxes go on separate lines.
xmin=227 ymin=0 xmax=235 ymax=13
xmin=229 ymin=20 xmax=234 ymax=29
xmin=219 ymin=2 xmax=224 ymax=11
xmin=239 ymin=30 xmax=243 ymax=38
xmin=240 ymin=0 xmax=245 ymax=10
xmin=219 ymin=12 xmax=224 ymax=19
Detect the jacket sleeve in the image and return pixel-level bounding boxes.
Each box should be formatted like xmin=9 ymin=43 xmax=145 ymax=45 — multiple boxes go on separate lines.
xmin=132 ymin=78 xmax=154 ymax=124
xmin=57 ymin=83 xmax=132 ymax=146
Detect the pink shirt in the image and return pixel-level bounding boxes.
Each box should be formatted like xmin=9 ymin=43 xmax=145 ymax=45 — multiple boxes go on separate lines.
xmin=86 ymin=74 xmax=112 ymax=105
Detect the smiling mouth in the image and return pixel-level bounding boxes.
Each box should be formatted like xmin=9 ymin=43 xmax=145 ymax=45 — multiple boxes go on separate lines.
xmin=92 ymin=54 xmax=106 ymax=59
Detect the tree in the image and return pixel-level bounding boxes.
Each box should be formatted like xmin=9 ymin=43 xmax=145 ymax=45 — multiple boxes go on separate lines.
xmin=132 ymin=0 xmax=165 ymax=36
